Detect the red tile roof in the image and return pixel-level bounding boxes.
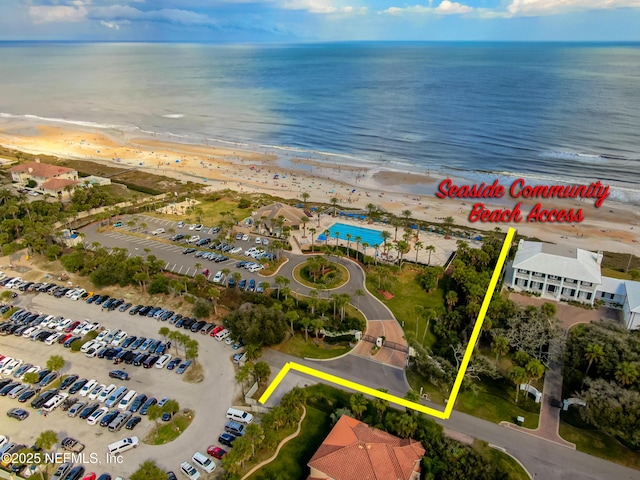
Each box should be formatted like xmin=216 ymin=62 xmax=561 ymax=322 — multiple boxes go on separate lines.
xmin=9 ymin=161 xmax=75 ymax=179
xmin=308 ymin=416 xmax=425 ymax=480
xmin=40 ymin=178 xmax=79 ymax=192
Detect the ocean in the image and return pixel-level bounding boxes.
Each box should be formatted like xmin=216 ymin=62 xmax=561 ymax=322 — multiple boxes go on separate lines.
xmin=0 ymin=42 xmax=639 ymax=204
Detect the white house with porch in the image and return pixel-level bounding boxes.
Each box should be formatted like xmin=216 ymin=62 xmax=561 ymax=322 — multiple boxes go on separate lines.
xmin=508 ymin=240 xmax=602 ymax=305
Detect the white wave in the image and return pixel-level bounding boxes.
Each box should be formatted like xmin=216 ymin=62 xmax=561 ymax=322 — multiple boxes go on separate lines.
xmin=540 ymin=151 xmax=605 ymax=164
xmin=2 ymin=112 xmax=136 ymax=131
xmin=161 ymin=114 xmax=185 ymax=119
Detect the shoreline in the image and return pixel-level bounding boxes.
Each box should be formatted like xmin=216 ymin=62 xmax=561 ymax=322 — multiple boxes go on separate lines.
xmin=0 ymin=121 xmax=639 ymax=255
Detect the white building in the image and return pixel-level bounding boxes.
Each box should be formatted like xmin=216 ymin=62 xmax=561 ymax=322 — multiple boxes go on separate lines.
xmin=508 ymin=239 xmax=640 ymax=330
xmin=509 ymin=240 xmax=602 ymax=305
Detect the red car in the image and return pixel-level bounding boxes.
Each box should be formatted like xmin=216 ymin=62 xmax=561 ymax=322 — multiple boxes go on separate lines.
xmin=58 ymin=333 xmax=74 ymax=344
xmin=209 ymin=326 xmax=224 ymax=337
xmin=207 ymin=445 xmax=227 ymax=459
xmin=65 ymin=321 xmax=81 ymax=333
xmin=82 ymin=474 xmax=97 ymax=480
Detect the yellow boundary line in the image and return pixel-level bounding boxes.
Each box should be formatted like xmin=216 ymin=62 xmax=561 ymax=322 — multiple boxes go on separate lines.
xmin=259 ymin=227 xmax=516 ymax=420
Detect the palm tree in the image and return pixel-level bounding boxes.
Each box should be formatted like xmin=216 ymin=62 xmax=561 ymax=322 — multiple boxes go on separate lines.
xmin=350 ymin=393 xmax=368 ymax=419
xmin=525 ymin=359 xmax=545 ymax=390
xmin=583 ymin=344 xmax=605 ymax=384
xmin=361 ymin=241 xmax=369 ymax=259
xmin=395 ymin=240 xmax=410 ymax=266
xmin=425 ymin=245 xmax=435 ymax=265
xmin=381 ymin=231 xmax=392 ymax=255
xmin=301 ymin=191 xmax=310 ymax=206
xmin=330 ymin=197 xmax=339 ymax=216
xmin=354 ymin=236 xmax=362 ymax=258
xmin=345 ymin=233 xmax=352 ymax=257
xmin=402 ymin=209 xmax=412 ymax=227
xmin=445 ymin=290 xmax=458 ymax=311
xmin=309 ymin=227 xmax=316 ymax=252
xmin=333 ymin=230 xmax=340 ymax=248
xmin=615 ymin=361 xmax=638 ymax=386
xmin=324 ymin=229 xmax=330 ymax=248
xmin=231 ymin=271 xmax=242 ymax=288
xmin=366 ymin=203 xmax=377 ymax=221
xmin=353 ymin=288 xmax=365 ymax=309
xmin=510 ymin=366 xmax=528 ymax=402
xmin=300 ymin=216 xmax=309 ymax=237
xmin=491 ymin=336 xmax=510 ymax=366
xmin=414 ymin=241 xmax=423 ymax=263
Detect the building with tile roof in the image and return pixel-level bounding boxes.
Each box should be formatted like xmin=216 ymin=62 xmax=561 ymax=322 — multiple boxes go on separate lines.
xmin=252 ymin=202 xmax=305 ymax=234
xmin=307 ymin=415 xmax=425 ymax=480
xmin=9 ymin=160 xmax=78 ymax=185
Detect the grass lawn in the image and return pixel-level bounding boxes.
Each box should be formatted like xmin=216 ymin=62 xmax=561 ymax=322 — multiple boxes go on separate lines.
xmin=293 ymin=261 xmax=350 ymax=289
xmin=149 ymin=195 xmax=253 ymax=226
xmin=456 ymin=379 xmax=540 ymax=429
xmin=559 ymin=410 xmax=640 ymax=470
xmin=476 ymin=441 xmax=530 ymax=480
xmin=365 ymin=268 xmax=443 ymax=348
xmin=260 ymin=257 xmax=287 ymax=276
xmin=248 ymin=406 xmax=331 ymax=480
xmin=272 ymin=334 xmax=351 ymax=360
xmin=600 ymin=267 xmax=634 ymax=280
xmin=144 ymin=412 xmax=193 ymax=445
xmin=406 ymin=368 xmax=447 ymax=405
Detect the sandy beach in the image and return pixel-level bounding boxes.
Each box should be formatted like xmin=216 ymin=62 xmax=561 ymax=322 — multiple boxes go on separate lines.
xmin=0 ymin=123 xmax=639 ymax=255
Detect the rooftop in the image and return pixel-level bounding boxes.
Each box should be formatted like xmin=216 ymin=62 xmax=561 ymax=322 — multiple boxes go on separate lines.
xmin=9 ymin=161 xmax=76 ymax=179
xmin=40 ymin=178 xmax=79 ymax=192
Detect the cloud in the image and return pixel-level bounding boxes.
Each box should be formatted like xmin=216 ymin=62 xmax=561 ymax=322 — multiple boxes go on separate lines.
xmin=505 ymin=0 xmax=640 ymax=16
xmin=380 ymin=1 xmax=473 ymax=15
xmin=281 ymin=0 xmax=366 ymax=14
xmin=99 ymin=20 xmax=120 ymax=29
xmin=28 ymin=5 xmax=88 ymax=24
xmin=86 ymin=4 xmax=221 ymax=28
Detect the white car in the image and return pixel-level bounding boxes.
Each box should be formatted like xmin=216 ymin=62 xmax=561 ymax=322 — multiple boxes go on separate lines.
xmin=262 ymin=238 xmax=269 ymax=246
xmin=80 ymin=322 xmax=99 ymax=336
xmin=241 ymin=234 xmax=249 ymax=241
xmin=96 ymin=329 xmax=111 ymax=342
xmin=248 ymin=264 xmax=264 ymax=273
xmin=155 ymin=354 xmax=172 ymax=369
xmin=55 ymin=319 xmax=73 ymax=331
xmin=88 ymin=384 xmax=106 ymax=400
xmin=0 ymin=357 xmax=13 ymax=370
xmin=80 ymin=340 xmax=98 ymax=353
xmin=87 ymin=407 xmax=109 ymax=426
xmin=191 ymin=452 xmax=215 ymax=473
xmin=29 ymin=328 xmax=44 ymax=340
xmin=98 ymin=384 xmax=117 ymax=403
xmin=230 ymin=247 xmax=242 ymax=254
xmin=3 ymin=359 xmax=23 ymax=375
xmin=212 ymin=271 xmax=225 ymax=284
xmin=21 ymin=366 xmax=40 ymax=379
xmin=187 ymin=235 xmax=200 ymax=244
xmin=47 ymin=316 xmax=64 ymax=329
xmin=65 ymin=288 xmax=79 ymax=298
xmin=21 ymin=326 xmax=37 ymax=338
xmin=255 ymin=236 xmax=262 ymax=244
xmin=72 ymin=322 xmax=88 ymax=336
xmin=71 ymin=289 xmax=86 ymax=301
xmin=79 ymin=379 xmax=97 ymax=397
xmin=188 ymin=224 xmax=196 ymax=231
xmin=112 ymin=331 xmax=128 ymax=346
xmin=105 ymin=329 xmax=120 ymax=344
xmin=180 ymin=462 xmax=201 ymax=480
xmin=151 ymin=228 xmax=165 ymax=235
xmin=45 ymin=333 xmax=63 ymax=345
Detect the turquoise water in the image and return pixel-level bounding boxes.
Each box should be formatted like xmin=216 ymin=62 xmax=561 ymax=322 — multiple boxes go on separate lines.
xmin=318 ymin=222 xmax=385 ymax=246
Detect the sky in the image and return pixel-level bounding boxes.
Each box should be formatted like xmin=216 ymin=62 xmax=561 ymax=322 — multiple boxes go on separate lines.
xmin=0 ymin=0 xmax=639 ymax=42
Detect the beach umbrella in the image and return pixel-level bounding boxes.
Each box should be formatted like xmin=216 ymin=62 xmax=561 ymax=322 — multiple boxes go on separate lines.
xmin=351 ymin=189 xmax=356 ymax=193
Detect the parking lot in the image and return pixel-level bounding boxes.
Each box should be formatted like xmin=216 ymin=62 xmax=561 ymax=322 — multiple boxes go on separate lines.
xmin=1 ymin=290 xmax=240 ymax=478
xmin=82 ymin=215 xmax=274 ymax=283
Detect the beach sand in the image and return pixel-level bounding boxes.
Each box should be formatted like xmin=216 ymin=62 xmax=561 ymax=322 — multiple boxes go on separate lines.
xmin=0 ymin=123 xmax=638 ymax=254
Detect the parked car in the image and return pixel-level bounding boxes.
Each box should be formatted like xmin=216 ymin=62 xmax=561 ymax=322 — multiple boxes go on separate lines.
xmin=7 ymin=407 xmax=29 ymax=420
xmin=176 ymin=361 xmax=192 ymax=374
xmin=109 ymin=370 xmax=129 ymax=381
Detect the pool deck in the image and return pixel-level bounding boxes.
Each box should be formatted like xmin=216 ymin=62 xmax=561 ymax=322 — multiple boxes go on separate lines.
xmin=296 ymin=213 xmax=478 ymax=267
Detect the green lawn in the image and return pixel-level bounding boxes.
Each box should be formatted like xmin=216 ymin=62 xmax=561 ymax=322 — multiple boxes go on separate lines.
xmin=477 ymin=441 xmax=530 ymax=480
xmin=456 ymin=379 xmax=540 ymax=429
xmin=365 ymin=268 xmax=443 ymax=348
xmin=406 ymin=368 xmax=447 ymax=405
xmin=600 ymin=267 xmax=633 ymax=280
xmin=144 ymin=413 xmax=193 ymax=445
xmin=248 ymin=406 xmax=331 ymax=480
xmin=293 ymin=261 xmax=349 ymax=289
xmin=271 ymin=334 xmax=351 ymax=360
xmin=149 ymin=196 xmax=253 ymax=225
xmin=559 ymin=410 xmax=640 ymax=471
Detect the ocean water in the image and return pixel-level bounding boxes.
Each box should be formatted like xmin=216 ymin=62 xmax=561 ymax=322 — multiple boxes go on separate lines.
xmin=0 ymin=42 xmax=639 ymax=203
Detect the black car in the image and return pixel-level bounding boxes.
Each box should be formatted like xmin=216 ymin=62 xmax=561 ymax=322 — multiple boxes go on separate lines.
xmin=0 ymin=382 xmax=20 ymax=396
xmin=101 ymin=298 xmax=115 ymax=309
xmin=69 ymin=378 xmax=88 ymax=394
xmin=143 ymin=355 xmax=159 ymax=369
xmin=17 ymin=389 xmax=38 ymax=403
xmin=59 ymin=374 xmax=79 ymax=390
xmin=140 ymin=397 xmax=157 ymax=415
xmin=175 ymin=317 xmax=186 ymax=328
xmin=36 ymin=369 xmax=51 ymax=382
xmin=113 ymin=350 xmax=129 ymax=364
xmin=100 ymin=410 xmax=119 ymax=427
xmin=133 ymin=353 xmax=149 ymax=367
xmin=86 ymin=294 xmax=99 ymax=304
xmin=129 ymin=304 xmax=143 ymax=315
xmin=169 ymin=314 xmax=182 ymax=325
xmin=119 ymin=302 xmax=132 ymax=312
xmin=105 ymin=347 xmax=122 ymax=360
xmin=64 ymin=336 xmax=81 ymax=348
xmin=160 ymin=311 xmax=174 ymax=321
xmin=125 ymin=415 xmax=142 ymax=430
xmin=121 ymin=336 xmax=137 ymax=348
xmin=31 ymin=389 xmax=58 ymax=408
xmin=97 ymin=474 xmax=112 ymax=480
xmin=130 ymin=336 xmax=146 ymax=349
xmin=94 ymin=295 xmax=109 ymax=305
xmin=0 ymin=379 xmax=15 ymax=390
xmin=166 ymin=358 xmax=182 ymax=371
xmin=191 ymin=320 xmax=206 ymax=333
xmin=123 ymin=351 xmax=138 ymax=365
xmin=146 ymin=307 xmax=162 ymax=318
xmin=166 ymin=471 xmax=178 ymax=480
xmin=218 ymin=433 xmax=237 ymax=448
xmin=63 ymin=465 xmax=85 ymax=480
xmin=172 ymin=233 xmax=185 ymax=241
xmin=138 ymin=305 xmax=152 ymax=316
xmin=78 ymin=402 xmax=100 ymax=419
xmin=129 ymin=394 xmax=148 ymax=413
xmin=182 ymin=247 xmax=196 ymax=254
xmin=97 ymin=347 xmax=110 ymax=359
xmin=109 ymin=369 xmax=129 ymax=381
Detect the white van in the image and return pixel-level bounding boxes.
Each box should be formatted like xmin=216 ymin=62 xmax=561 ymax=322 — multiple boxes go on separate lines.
xmin=214 ymin=329 xmax=230 ymax=342
xmin=79 ymin=379 xmax=97 ymax=397
xmin=107 ymin=436 xmax=138 ymax=455
xmin=226 ymin=407 xmax=253 ymax=424
xmin=118 ymin=390 xmax=137 ymax=410
xmin=98 ymin=384 xmax=117 ymax=403
xmin=106 ymin=386 xmax=128 ymax=408
xmin=43 ymin=393 xmax=69 ymax=412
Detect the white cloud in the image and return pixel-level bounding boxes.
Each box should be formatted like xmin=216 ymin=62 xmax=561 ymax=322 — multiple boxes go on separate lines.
xmin=99 ymin=20 xmax=120 ymax=29
xmin=506 ymin=0 xmax=640 ymax=16
xmin=380 ymin=1 xmax=473 ymax=15
xmin=28 ymin=5 xmax=88 ymax=24
xmin=281 ymin=0 xmax=366 ymax=14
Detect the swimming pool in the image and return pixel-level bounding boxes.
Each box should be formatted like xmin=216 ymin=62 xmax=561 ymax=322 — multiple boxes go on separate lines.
xmin=317 ymin=222 xmax=385 ymax=246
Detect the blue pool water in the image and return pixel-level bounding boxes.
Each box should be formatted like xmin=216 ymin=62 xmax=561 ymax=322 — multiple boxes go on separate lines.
xmin=317 ymin=223 xmax=385 ymax=247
